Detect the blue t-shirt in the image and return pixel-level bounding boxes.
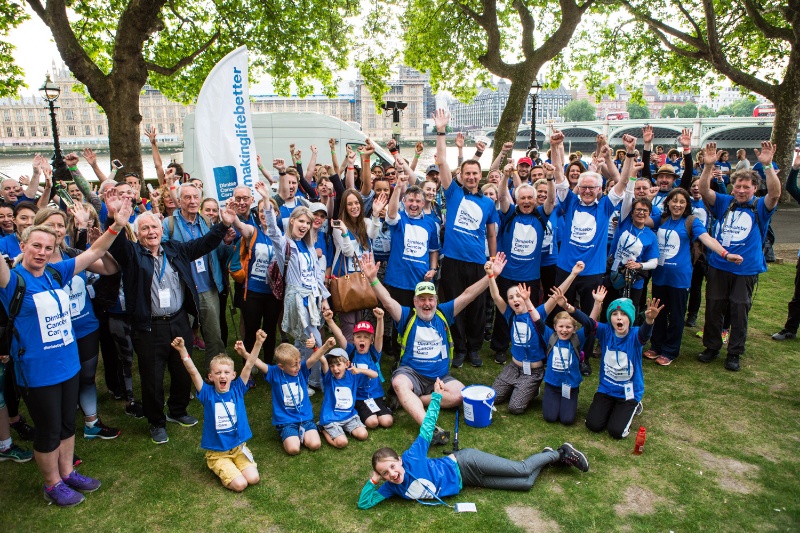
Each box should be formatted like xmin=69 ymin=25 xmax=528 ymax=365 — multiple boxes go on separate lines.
xmin=319 ymin=368 xmax=364 ymax=425
xmin=540 ymin=210 xmax=558 ymax=267
xmin=498 ymin=206 xmax=547 ymax=282
xmin=691 ymin=198 xmax=709 ymax=228
xmin=315 ymin=229 xmax=334 ymax=271
xmin=377 ymin=436 xmax=461 ymax=501
xmin=395 ymin=300 xmax=456 ymax=379
xmin=652 ymin=216 xmax=707 ymax=288
xmin=502 ymin=305 xmax=546 ymax=363
xmin=277 ymin=198 xmax=301 ymax=232
xmin=542 ymin=320 xmax=587 ymax=391
xmin=557 ymin=192 xmax=618 ymax=276
xmin=163 ymin=213 xmax=212 ymax=293
xmin=385 ymin=212 xmax=440 ymax=291
xmin=63 ymin=270 xmax=99 ymax=339
xmin=247 ymin=229 xmax=275 ymax=294
xmin=609 ymin=219 xmax=659 ymax=290
xmin=652 ymin=191 xmax=669 ymax=210
xmin=265 ymin=361 xmax=314 ymax=426
xmin=752 ymin=161 xmax=779 ymax=181
xmin=0 ymin=260 xmax=78 ymax=387
xmin=197 ymin=379 xmax=252 ymax=451
xmin=0 ymin=234 xmax=21 ymax=258
xmin=708 ymin=193 xmax=775 ymax=275
xmin=595 ymin=322 xmax=645 ymax=402
xmin=348 ymin=343 xmax=384 ymax=400
xmin=441 ymin=184 xmax=499 ymax=264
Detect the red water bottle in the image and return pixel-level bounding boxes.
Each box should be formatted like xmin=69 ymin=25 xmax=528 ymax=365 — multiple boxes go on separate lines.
xmin=633 ymin=426 xmax=646 ymax=455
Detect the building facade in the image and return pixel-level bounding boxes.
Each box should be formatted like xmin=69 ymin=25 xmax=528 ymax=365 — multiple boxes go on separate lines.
xmin=250 ymin=93 xmax=356 ymax=122
xmin=354 ymin=66 xmax=428 ymax=141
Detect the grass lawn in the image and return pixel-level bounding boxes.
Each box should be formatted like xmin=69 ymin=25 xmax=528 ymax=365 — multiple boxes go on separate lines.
xmin=1 ymin=263 xmax=799 ymax=532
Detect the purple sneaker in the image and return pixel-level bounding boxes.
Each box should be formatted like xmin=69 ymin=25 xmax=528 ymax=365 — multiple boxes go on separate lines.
xmin=44 ymin=482 xmax=85 ymax=507
xmin=62 ymin=470 xmax=102 ymax=493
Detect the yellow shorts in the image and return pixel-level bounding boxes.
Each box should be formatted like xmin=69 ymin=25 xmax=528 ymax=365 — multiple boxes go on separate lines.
xmin=205 ymin=444 xmax=257 ymax=487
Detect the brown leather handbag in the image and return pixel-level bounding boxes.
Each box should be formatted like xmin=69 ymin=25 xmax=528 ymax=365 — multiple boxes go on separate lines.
xmin=329 ymin=257 xmax=378 ymax=313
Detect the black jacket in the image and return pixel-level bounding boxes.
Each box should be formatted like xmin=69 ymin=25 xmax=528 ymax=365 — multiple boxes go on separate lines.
xmin=108 ymin=222 xmax=228 ymax=331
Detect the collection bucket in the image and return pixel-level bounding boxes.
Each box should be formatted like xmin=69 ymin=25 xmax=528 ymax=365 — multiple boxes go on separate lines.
xmin=461 ymin=385 xmax=497 ymax=428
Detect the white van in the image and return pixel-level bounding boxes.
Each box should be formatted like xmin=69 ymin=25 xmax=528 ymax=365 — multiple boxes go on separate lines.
xmin=181 ymin=112 xmax=396 ymax=179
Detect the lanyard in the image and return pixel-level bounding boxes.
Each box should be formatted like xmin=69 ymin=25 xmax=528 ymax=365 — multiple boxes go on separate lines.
xmin=177 ymin=213 xmax=202 ymax=240
xmin=296 ymin=239 xmax=314 ymax=282
xmin=405 ymin=470 xmax=453 ymax=508
xmin=617 ymin=226 xmax=642 ymax=260
xmin=44 ymin=271 xmax=65 ymax=320
xmin=614 ymin=348 xmax=632 ymax=378
xmin=214 ymin=390 xmax=238 ymax=432
xmin=720 ymin=210 xmax=744 ymax=236
xmin=281 ymin=375 xmax=302 ymax=411
xmin=155 ymin=253 xmax=168 ymax=286
xmin=556 ymin=343 xmax=570 ymax=381
xmin=662 ymin=217 xmax=680 ymax=249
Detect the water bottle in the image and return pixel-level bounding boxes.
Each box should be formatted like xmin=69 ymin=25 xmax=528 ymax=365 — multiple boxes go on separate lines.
xmin=633 ymin=426 xmax=646 ymax=455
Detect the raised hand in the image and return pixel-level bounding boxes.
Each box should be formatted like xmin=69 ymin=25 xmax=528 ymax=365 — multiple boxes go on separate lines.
xmin=234 ymin=340 xmax=248 ymax=357
xmin=550 ymin=129 xmax=564 ymax=146
xmin=329 ymin=137 xmax=336 ymax=151
xmin=644 ymin=298 xmax=665 ymax=321
xmin=415 ymin=142 xmax=424 ymax=156
xmin=571 ymin=261 xmax=585 ymax=275
xmin=550 ymin=286 xmax=568 ymax=309
xmin=633 ymin=161 xmax=645 ymax=173
xmin=455 ymin=132 xmax=464 ymax=149
xmin=622 ymin=134 xmax=637 ymax=153
xmin=64 ymin=152 xmax=79 ymax=167
xmin=18 ymin=175 xmax=30 ymax=187
xmin=542 ymin=162 xmax=555 ymax=176
xmin=70 ymin=202 xmax=90 ymax=228
xmin=757 ymin=141 xmax=775 ymax=165
xmin=373 ymin=307 xmax=384 ymax=319
xmin=305 ymin=338 xmax=316 ymax=348
xmin=149 ymin=188 xmax=162 ymax=204
xmin=387 ymin=138 xmax=397 ymax=152
xmin=491 ymin=252 xmax=507 ymax=276
xmin=164 ymin=167 xmax=177 ymax=186
xmin=220 ymin=203 xmax=237 ymax=225
xmin=502 ymin=141 xmax=514 ymax=153
xmin=32 ymin=153 xmax=45 ymax=174
xmin=592 ymin=285 xmax=607 ymax=302
xmin=703 ymin=142 xmax=720 ymax=165
xmin=642 ymin=125 xmax=654 ymax=144
xmin=113 ymin=199 xmax=133 ymax=227
xmin=81 ymin=148 xmax=96 ymax=165
xmin=294 ymin=149 xmax=302 ymax=161
xmin=171 ymin=337 xmax=185 ymax=350
xmin=144 ymin=125 xmax=157 ymax=144
xmin=310 ymin=144 xmax=318 ymax=156
xmin=87 ymin=226 xmax=102 ymax=244
xmin=323 ymin=337 xmax=337 ymax=349
xmin=433 ymin=109 xmax=450 ymax=132
xmin=475 ymin=140 xmax=487 ymax=153
xmin=517 ymin=283 xmax=531 ymax=302
xmin=323 ymin=308 xmax=334 ymax=321
xmin=371 ymin=192 xmax=389 ymax=215
xmin=678 ymin=129 xmax=692 ymax=149
xmin=273 ymin=158 xmax=286 ymax=173
xmin=503 ymin=162 xmax=515 ymax=175
xmin=346 ymin=146 xmax=357 ymax=164
xmin=596 ymin=134 xmax=607 ymax=153
xmin=484 ymin=260 xmax=494 ymax=275
xmin=359 ymin=252 xmax=380 ymax=280
xmin=363 ymin=139 xmax=375 ymax=156
xmin=256 ymin=329 xmax=267 ymax=343
xmin=254 ymin=180 xmax=270 ymax=199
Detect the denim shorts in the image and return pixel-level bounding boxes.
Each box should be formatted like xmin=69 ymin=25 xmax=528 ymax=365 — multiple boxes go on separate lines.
xmin=277 ymin=420 xmax=317 ymax=443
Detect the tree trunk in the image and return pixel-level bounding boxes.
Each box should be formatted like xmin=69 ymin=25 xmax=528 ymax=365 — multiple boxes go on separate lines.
xmin=101 ymin=82 xmax=146 ymax=186
xmin=492 ymin=69 xmax=538 ymax=159
xmin=770 ymin=52 xmax=800 ymax=203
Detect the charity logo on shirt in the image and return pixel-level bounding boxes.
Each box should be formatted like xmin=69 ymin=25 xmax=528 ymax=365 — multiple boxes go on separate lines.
xmin=413 ymin=326 xmax=445 ymax=360
xmin=721 ymin=210 xmax=753 ymax=243
xmin=454 ymin=199 xmax=483 ymax=231
xmin=511 ymin=320 xmax=531 ymax=345
xmin=334 ymin=386 xmax=354 ymax=410
xmin=693 ymin=207 xmax=708 ymax=227
xmin=551 ymin=346 xmax=573 ymax=371
xmin=281 ymin=381 xmax=304 ymax=407
xmin=214 ymin=400 xmax=237 ymax=432
xmin=570 ymin=211 xmax=596 ymax=244
xmin=33 ymin=289 xmax=74 ymax=346
xmin=542 ymin=221 xmax=554 ymax=249
xmin=66 ymin=275 xmax=86 ymax=318
xmin=615 ymin=230 xmax=643 ymax=263
xmin=405 ymin=478 xmax=438 ymax=500
xmin=658 ymin=227 xmax=682 ymax=260
xmin=403 ymin=225 xmax=428 ymax=259
xmin=511 ymin=223 xmax=538 ymax=257
xmin=252 ymin=242 xmax=271 ymax=278
xmin=603 ymin=348 xmax=634 ymax=382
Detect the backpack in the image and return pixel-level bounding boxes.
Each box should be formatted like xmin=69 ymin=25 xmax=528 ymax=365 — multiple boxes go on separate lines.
xmin=227 ymin=230 xmax=259 ymax=287
xmin=545 ymin=332 xmax=581 ymax=361
xmin=397 ymin=309 xmax=453 ymax=366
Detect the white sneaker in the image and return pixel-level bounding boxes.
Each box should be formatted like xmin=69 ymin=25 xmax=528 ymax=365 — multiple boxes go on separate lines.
xmin=307 ymin=387 xmax=315 ymax=397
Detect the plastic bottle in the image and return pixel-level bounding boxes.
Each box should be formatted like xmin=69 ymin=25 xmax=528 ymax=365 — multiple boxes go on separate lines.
xmin=633 ymin=426 xmax=646 ymax=455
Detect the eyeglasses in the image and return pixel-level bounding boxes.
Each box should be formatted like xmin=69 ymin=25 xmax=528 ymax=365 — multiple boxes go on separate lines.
xmin=233 ymin=196 xmax=252 ymax=202
xmin=633 ymin=208 xmax=650 ymax=214
xmin=578 ymin=186 xmax=599 ymax=190
xmin=385 ymin=172 xmax=397 ymax=177
xmin=124 ymin=172 xmax=140 ymax=179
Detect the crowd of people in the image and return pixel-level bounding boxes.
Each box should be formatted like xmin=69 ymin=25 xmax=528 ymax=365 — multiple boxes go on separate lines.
xmin=0 ymin=110 xmax=795 ymax=508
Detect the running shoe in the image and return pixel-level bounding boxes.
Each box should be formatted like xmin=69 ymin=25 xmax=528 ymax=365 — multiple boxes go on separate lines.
xmin=43 ymin=482 xmax=84 ymax=507
xmin=0 ymin=443 xmax=33 ymax=463
xmin=84 ymin=419 xmax=121 ymax=440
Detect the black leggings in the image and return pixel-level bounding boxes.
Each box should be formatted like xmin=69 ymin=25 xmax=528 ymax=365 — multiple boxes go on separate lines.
xmin=21 ymin=372 xmax=80 ymax=453
xmin=454 ymin=447 xmax=559 ymax=491
xmin=585 ymin=391 xmax=638 ymax=439
xmin=241 ymin=291 xmax=282 ymax=365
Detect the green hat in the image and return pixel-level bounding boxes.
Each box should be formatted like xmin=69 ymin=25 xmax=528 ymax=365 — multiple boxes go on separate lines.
xmin=414 ymin=281 xmax=437 ymax=297
xmin=606 ymin=298 xmax=636 ymax=324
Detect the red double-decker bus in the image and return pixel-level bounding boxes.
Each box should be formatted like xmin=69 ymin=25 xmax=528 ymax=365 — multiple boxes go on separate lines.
xmin=753 ymin=103 xmax=776 ymax=117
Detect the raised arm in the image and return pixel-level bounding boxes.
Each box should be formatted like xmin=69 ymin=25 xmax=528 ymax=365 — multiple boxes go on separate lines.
xmin=698 ymin=143 xmax=719 ymax=207
xmin=305 ymin=144 xmax=319 ymax=183
xmin=81 ymin=148 xmax=108 ymax=182
xmin=274 ymin=159 xmax=290 ymax=199
xmin=454 ymin=253 xmax=506 ymax=315
xmin=410 ymin=142 xmax=423 ymax=172
xmin=256 ymin=155 xmax=275 ymax=185
xmin=359 ymin=141 xmax=375 ymax=195
xmin=144 ymin=126 xmax=166 ymax=184
xmin=677 ymin=129 xmax=693 ymax=192
xmin=472 ymin=139 xmax=486 ymax=162
xmin=373 ymin=307 xmax=384 ymax=353
xmin=240 ymin=329 xmax=266 ymax=384
xmin=758 ymin=141 xmax=781 ymax=211
xmin=360 ymin=253 xmax=402 ymax=322
xmin=387 ymin=173 xmax=406 ymax=221
xmin=65 ymin=153 xmax=102 ymax=212
xmin=484 ymin=260 xmax=507 ymax=314
xmin=434 ymin=110 xmax=453 ymax=191
xmin=329 ymin=138 xmax=340 ymax=177
xmin=173 ymin=337 xmax=205 ymax=392
xmin=542 ymin=261 xmax=585 ymax=314
xmin=641 ymin=125 xmax=654 ymax=182
xmin=492 ymin=141 xmax=513 ymax=172
xmin=323 ymin=308 xmax=348 ymax=349
xmin=306 ymin=337 xmax=337 ymax=366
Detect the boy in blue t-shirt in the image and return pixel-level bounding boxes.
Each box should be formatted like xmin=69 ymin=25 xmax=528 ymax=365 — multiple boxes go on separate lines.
xmin=324 ymin=308 xmax=393 ymax=429
xmin=585 ymin=297 xmax=664 ymax=439
xmin=251 ymin=337 xmax=337 ymax=455
xmin=173 ymin=332 xmax=264 ymax=492
xmin=318 ymin=348 xmax=378 ymax=448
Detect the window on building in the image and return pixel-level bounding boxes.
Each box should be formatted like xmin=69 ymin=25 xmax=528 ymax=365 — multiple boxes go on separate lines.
xmin=3 ymin=110 xmax=9 ymax=121
xmin=85 ymin=125 xmax=91 ymax=135
xmin=155 ymin=109 xmax=162 ymax=118
xmin=67 ymin=126 xmax=76 ymax=135
xmin=144 ymin=109 xmax=151 ymax=119
xmin=170 ymin=123 xmax=175 ymax=133
xmin=83 ymin=109 xmax=89 ymax=119
xmin=18 ymin=126 xmax=24 ymax=136
xmin=65 ymin=110 xmax=74 ymax=120
xmin=42 ymin=127 xmax=48 ymax=136
xmin=157 ymin=123 xmax=164 ymax=133
xmin=30 ymin=126 xmax=36 ymax=136
xmin=28 ymin=110 xmax=34 ymax=121
xmin=97 ymin=125 xmax=103 ymax=135
xmin=368 ymin=118 xmax=376 ymax=129
xmin=5 ymin=127 xmax=11 ymax=137
xmin=168 ymin=108 xmax=175 ymax=118
xmin=15 ymin=110 xmax=22 ymax=121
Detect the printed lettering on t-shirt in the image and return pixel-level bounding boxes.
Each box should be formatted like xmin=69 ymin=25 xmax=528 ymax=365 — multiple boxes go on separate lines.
xmin=551 ymin=346 xmax=573 ymax=371
xmin=511 ymin=320 xmax=531 ymax=345
xmin=67 ymin=275 xmax=86 ymax=318
xmin=603 ymin=348 xmax=634 ymax=382
xmin=722 ymin=211 xmax=753 ymax=243
xmin=33 ymin=289 xmax=73 ymax=346
xmin=252 ymin=242 xmax=270 ymax=279
xmin=403 ymin=224 xmax=428 ymax=259
xmin=542 ymin=221 xmax=554 ymax=249
xmin=405 ymin=478 xmax=438 ymax=500
xmin=281 ymin=382 xmax=304 ymax=407
xmin=214 ymin=400 xmax=237 ymax=432
xmin=412 ymin=326 xmax=444 ymax=360
xmin=334 ymin=386 xmax=354 ymax=410
xmin=657 ymin=228 xmax=681 ymax=261
xmin=511 ymin=223 xmax=537 ymax=258
xmin=454 ymin=199 xmax=483 ymax=231
xmin=570 ymin=211 xmax=597 ymax=244
xmin=615 ymin=230 xmax=644 ymax=263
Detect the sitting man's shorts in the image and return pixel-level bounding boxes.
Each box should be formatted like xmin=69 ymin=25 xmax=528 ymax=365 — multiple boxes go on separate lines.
xmin=205 ymin=443 xmax=256 ymax=487
xmin=391 ymin=366 xmax=458 ymax=397
xmin=322 ymin=414 xmax=364 ymax=440
xmin=276 ymin=420 xmax=318 ymax=443
xmin=355 ymin=397 xmax=392 ymax=423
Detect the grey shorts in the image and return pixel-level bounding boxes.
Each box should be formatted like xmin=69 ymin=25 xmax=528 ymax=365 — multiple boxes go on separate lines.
xmin=322 ymin=414 xmax=364 ymax=439
xmin=391 ymin=366 xmax=457 ymax=397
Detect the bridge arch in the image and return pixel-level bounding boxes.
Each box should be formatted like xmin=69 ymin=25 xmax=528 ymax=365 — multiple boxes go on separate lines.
xmin=609 ymin=124 xmax=682 ymax=141
xmin=700 ymin=124 xmax=774 ymax=144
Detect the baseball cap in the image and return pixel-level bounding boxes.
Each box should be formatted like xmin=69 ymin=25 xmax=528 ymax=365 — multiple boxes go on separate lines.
xmin=517 ymin=157 xmax=534 ymax=167
xmin=325 ymin=347 xmax=349 ymax=361
xmin=655 ymin=164 xmax=678 ymax=177
xmin=426 ymin=164 xmax=440 ymax=174
xmin=414 ymin=281 xmax=437 ymax=297
xmin=308 ymin=202 xmax=328 ymax=215
xmin=353 ymin=321 xmax=375 ymax=335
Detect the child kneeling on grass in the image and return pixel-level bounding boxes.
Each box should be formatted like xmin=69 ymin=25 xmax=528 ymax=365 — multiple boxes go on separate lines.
xmin=541 ymin=286 xmax=606 ymax=425
xmin=250 ymin=337 xmax=337 ymax=455
xmin=486 ymin=259 xmax=585 ymax=415
xmin=318 ymin=348 xmax=378 ymax=448
xmin=173 ymin=333 xmax=263 ymax=492
xmin=324 ymin=308 xmax=393 ymax=429
xmin=358 ymin=378 xmax=589 ymax=509
xmin=585 ymin=297 xmax=664 ymax=439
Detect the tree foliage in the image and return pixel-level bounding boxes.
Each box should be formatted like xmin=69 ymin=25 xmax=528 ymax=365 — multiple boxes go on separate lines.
xmin=0 ymin=0 xmax=29 ymax=97
xmin=660 ymin=102 xmax=699 ymax=118
xmin=560 ymin=99 xmax=596 ymax=121
xmin=718 ymin=99 xmax=759 ymax=117
xmin=626 ymin=101 xmax=650 ymax=119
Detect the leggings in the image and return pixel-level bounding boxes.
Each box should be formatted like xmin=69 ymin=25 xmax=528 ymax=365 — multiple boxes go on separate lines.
xmin=454 ymin=447 xmax=559 ymax=491
xmin=77 ymin=330 xmax=100 ymax=419
xmin=294 ymin=310 xmax=322 ymax=388
xmin=3 ymin=358 xmax=21 ymax=418
xmin=241 ymin=291 xmax=281 ymax=364
xmin=21 ymin=372 xmax=79 ymax=453
xmin=541 ymin=382 xmax=580 ymax=425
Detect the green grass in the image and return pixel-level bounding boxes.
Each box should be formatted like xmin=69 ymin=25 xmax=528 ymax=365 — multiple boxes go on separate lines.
xmin=2 ymin=264 xmax=799 ymax=532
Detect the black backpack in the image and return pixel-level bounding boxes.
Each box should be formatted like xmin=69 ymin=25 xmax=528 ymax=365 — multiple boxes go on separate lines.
xmin=545 ymin=332 xmax=582 ymax=360
xmin=0 ymin=265 xmax=63 ymax=357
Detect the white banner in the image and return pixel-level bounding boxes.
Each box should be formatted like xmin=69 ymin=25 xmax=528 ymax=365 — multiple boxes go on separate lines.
xmin=194 ymin=46 xmax=258 ymax=202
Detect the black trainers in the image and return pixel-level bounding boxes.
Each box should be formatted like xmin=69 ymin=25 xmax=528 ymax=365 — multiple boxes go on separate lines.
xmin=10 ymin=415 xmax=35 ymax=441
xmin=580 ymin=359 xmax=592 ymax=376
xmin=493 ymin=352 xmax=507 ymax=365
xmin=84 ymin=419 xmax=121 ymax=440
xmin=772 ymin=329 xmax=796 ymax=341
xmin=166 ymin=414 xmax=198 ymax=427
xmin=468 ymin=352 xmax=483 ymax=368
xmin=724 ymin=354 xmax=741 ymax=371
xmin=697 ymin=348 xmax=720 ymax=363
xmin=559 ymin=442 xmax=589 ymax=472
xmin=452 ymin=352 xmax=466 ymax=369
xmin=431 ymin=425 xmax=450 ymax=446
xmin=125 ymin=400 xmax=144 ymax=419
xmin=385 ymin=389 xmax=400 ymax=412
xmin=685 ymin=314 xmax=697 ymax=328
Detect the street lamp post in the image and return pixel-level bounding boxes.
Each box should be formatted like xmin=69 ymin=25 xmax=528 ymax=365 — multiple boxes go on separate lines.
xmin=528 ymin=78 xmax=543 ymax=154
xmin=39 ymin=74 xmax=66 ymax=186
